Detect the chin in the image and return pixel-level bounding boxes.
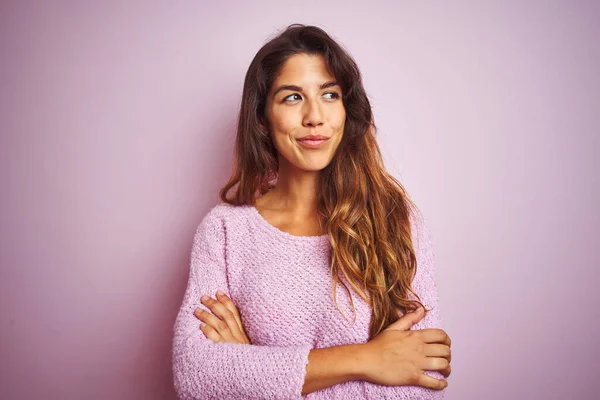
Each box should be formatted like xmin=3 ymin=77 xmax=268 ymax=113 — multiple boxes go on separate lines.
xmin=296 ymin=160 xmax=333 ymax=172
xmin=301 ymin=166 xmax=328 ymax=173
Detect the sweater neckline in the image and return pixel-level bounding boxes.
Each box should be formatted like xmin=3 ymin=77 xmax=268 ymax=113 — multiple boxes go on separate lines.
xmin=246 ymin=205 xmax=330 ymax=244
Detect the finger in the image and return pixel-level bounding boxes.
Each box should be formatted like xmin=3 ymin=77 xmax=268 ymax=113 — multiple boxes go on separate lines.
xmin=201 ymin=296 xmax=244 ymax=341
xmin=416 ymin=373 xmax=448 ymax=391
xmin=419 ymin=328 xmax=451 ymax=346
xmin=216 ymin=291 xmax=246 ymax=334
xmin=424 ymin=343 xmax=452 ymax=363
xmin=440 ymin=364 xmax=452 ymax=378
xmin=194 ymin=307 xmax=237 ymax=342
xmin=387 ymin=307 xmax=426 ymax=331
xmin=199 ymin=322 xmax=222 ymax=343
xmin=419 ymin=356 xmax=450 ymax=377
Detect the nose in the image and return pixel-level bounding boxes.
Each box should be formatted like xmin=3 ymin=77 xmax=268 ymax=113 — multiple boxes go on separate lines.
xmin=302 ymin=98 xmax=324 ymax=127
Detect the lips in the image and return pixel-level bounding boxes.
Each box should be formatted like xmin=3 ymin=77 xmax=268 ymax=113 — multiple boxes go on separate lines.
xmin=296 ymin=135 xmax=329 ymax=149
xmin=297 ymin=135 xmax=329 ymax=141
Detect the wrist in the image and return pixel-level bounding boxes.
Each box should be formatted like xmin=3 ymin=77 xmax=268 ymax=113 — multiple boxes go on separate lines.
xmin=303 ymin=343 xmax=370 ymax=394
xmin=344 ymin=343 xmax=371 ymax=382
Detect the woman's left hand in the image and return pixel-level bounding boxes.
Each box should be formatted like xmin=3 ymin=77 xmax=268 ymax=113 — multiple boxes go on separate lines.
xmin=194 ymin=290 xmax=252 ymax=344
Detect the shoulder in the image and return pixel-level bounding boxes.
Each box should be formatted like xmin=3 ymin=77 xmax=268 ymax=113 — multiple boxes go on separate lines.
xmin=191 ymin=203 xmax=245 ymax=255
xmin=196 ymin=202 xmax=252 ymax=234
xmin=201 ymin=202 xmax=239 ymax=221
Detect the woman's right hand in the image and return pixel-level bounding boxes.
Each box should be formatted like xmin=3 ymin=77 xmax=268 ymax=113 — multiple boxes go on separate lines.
xmin=358 ymin=307 xmax=452 ymax=390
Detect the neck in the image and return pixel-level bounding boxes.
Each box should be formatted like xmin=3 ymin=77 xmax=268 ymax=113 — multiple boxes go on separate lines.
xmin=268 ymin=163 xmax=320 ymax=215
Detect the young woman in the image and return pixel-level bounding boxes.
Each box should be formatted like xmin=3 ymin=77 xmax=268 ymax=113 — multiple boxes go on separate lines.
xmin=172 ymin=24 xmax=452 ymax=399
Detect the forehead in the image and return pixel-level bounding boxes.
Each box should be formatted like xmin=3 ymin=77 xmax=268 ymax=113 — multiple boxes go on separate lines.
xmin=273 ymin=53 xmax=336 ymax=85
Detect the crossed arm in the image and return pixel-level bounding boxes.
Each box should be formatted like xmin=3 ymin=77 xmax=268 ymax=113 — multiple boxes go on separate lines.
xmin=173 ymin=210 xmax=451 ymax=399
xmin=192 ymin=290 xmax=450 ymax=396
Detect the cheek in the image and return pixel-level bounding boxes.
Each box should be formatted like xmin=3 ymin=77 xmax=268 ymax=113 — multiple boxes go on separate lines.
xmin=270 ymin=109 xmax=298 ymax=137
xmin=331 ymin=104 xmax=346 ymax=126
xmin=268 ymin=119 xmax=295 ymax=155
xmin=332 ymin=109 xmax=346 ymax=134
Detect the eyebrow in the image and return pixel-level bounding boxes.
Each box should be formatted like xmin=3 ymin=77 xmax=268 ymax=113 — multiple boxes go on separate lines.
xmin=272 ymin=81 xmax=340 ymax=98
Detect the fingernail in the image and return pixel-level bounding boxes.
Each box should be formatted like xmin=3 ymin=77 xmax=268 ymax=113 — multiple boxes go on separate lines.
xmin=216 ymin=290 xmax=225 ymax=297
xmin=201 ymin=296 xmax=209 ymax=302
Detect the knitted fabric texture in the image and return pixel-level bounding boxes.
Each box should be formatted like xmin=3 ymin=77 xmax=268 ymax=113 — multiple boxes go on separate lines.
xmin=172 ymin=203 xmax=446 ymax=399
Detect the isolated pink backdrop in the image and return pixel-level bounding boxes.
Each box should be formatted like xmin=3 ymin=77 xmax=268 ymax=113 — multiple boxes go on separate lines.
xmin=1 ymin=1 xmax=598 ymax=399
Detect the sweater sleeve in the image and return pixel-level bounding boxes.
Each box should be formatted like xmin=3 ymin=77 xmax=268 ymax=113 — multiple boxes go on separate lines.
xmin=172 ymin=208 xmax=313 ymax=400
xmin=406 ymin=211 xmax=448 ymax=397
xmin=409 ymin=212 xmax=444 ymax=335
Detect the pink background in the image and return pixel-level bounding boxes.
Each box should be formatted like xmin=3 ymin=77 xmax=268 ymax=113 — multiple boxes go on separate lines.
xmin=1 ymin=1 xmax=598 ymax=399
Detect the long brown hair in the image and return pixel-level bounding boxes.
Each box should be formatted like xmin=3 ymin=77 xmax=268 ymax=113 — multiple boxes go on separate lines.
xmin=220 ymin=24 xmax=429 ymax=339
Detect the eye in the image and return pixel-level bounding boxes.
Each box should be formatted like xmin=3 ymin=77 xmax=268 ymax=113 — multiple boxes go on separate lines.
xmin=283 ymin=93 xmax=302 ymax=102
xmin=323 ymin=91 xmax=341 ymax=100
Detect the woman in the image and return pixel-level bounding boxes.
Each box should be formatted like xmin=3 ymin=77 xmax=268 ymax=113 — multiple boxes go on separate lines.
xmin=172 ymin=24 xmax=452 ymax=399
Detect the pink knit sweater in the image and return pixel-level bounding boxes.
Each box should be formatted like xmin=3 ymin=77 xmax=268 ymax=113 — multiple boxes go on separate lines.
xmin=172 ymin=203 xmax=446 ymax=399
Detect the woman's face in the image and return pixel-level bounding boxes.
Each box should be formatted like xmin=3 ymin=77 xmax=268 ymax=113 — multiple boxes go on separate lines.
xmin=264 ymin=53 xmax=346 ymax=173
